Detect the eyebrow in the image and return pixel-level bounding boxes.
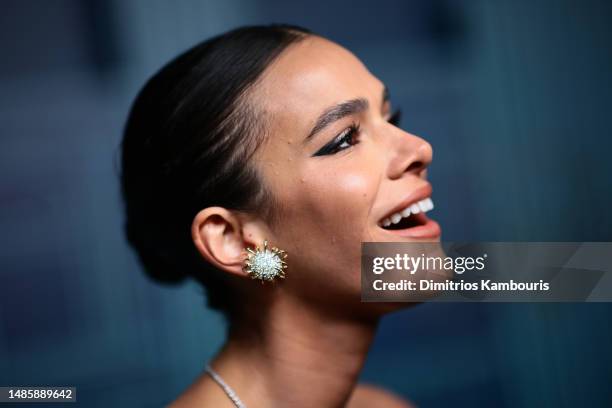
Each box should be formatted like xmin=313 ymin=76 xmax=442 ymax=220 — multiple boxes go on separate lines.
xmin=304 ymin=85 xmax=390 ymax=144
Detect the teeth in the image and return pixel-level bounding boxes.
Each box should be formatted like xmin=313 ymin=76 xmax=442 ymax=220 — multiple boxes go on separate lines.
xmin=380 ymin=197 xmax=434 ymax=228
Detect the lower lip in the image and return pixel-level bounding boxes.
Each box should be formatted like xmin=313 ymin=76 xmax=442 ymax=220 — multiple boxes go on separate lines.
xmin=382 ymin=213 xmax=441 ymax=239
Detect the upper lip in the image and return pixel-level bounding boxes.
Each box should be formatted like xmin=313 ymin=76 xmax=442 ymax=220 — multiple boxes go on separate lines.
xmin=378 ymin=183 xmax=433 ymax=224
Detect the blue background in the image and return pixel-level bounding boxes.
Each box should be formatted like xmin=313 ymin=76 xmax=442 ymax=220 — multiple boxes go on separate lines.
xmin=1 ymin=0 xmax=611 ymax=406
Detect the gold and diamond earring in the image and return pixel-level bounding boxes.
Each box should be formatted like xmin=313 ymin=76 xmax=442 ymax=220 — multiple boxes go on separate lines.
xmin=243 ymin=240 xmax=288 ymax=282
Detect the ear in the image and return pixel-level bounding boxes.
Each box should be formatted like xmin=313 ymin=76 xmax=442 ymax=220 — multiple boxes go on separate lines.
xmin=191 ymin=207 xmax=270 ymax=278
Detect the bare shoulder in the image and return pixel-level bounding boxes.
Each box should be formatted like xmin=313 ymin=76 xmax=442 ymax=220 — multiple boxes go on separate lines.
xmin=346 ymin=383 xmax=416 ymax=408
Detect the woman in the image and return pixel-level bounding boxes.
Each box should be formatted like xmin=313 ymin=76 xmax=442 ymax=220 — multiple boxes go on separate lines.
xmin=121 ymin=24 xmax=440 ymax=407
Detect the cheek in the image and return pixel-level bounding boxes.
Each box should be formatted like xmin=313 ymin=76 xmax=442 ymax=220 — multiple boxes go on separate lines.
xmin=277 ymin=164 xmax=380 ymax=278
xmin=326 ymin=173 xmax=374 ymax=227
xmin=303 ymin=166 xmax=376 ymax=228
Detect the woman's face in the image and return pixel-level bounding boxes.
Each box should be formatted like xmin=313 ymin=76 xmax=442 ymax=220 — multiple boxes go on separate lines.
xmin=251 ymin=36 xmax=440 ymax=310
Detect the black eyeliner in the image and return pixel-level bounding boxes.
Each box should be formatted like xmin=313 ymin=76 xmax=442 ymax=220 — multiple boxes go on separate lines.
xmin=312 ymin=124 xmax=359 ymax=157
xmin=311 ymin=109 xmax=400 ymax=157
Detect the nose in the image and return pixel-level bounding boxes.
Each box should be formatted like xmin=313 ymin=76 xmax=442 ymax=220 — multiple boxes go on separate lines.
xmin=386 ymin=128 xmax=433 ymax=179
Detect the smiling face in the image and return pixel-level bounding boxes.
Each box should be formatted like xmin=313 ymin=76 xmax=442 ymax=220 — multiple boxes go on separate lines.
xmin=246 ymin=36 xmax=441 ymax=311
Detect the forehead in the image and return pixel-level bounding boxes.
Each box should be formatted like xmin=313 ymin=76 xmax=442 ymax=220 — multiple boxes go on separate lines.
xmin=252 ymin=36 xmax=383 ymax=140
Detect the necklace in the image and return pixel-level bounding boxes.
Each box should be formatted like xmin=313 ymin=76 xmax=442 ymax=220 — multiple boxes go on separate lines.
xmin=205 ymin=365 xmax=247 ymax=408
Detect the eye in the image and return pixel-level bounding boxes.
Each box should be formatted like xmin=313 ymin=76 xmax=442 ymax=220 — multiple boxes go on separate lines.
xmin=312 ymin=123 xmax=361 ymax=157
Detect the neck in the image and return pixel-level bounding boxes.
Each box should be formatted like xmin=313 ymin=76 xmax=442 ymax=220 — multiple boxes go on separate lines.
xmin=212 ymin=296 xmax=380 ymax=408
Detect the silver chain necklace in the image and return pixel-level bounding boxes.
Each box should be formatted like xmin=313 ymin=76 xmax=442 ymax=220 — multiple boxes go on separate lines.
xmin=205 ymin=365 xmax=247 ymax=408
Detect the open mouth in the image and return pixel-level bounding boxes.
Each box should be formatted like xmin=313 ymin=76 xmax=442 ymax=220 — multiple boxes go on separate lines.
xmin=376 ymin=196 xmax=440 ymax=239
xmin=379 ymin=197 xmax=434 ymax=230
xmin=382 ymin=211 xmax=429 ymax=230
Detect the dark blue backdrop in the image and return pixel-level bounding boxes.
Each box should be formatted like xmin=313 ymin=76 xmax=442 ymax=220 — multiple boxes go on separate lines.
xmin=1 ymin=1 xmax=611 ymax=407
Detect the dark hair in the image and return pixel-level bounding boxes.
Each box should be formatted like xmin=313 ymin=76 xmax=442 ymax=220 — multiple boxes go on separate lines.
xmin=120 ymin=25 xmax=310 ymax=317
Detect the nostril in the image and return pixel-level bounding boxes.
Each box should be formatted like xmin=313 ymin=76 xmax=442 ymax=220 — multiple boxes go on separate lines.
xmin=406 ymin=161 xmax=423 ymax=173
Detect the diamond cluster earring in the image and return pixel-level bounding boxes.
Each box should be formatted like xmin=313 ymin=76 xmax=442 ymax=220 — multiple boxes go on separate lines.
xmin=243 ymin=240 xmax=287 ymax=282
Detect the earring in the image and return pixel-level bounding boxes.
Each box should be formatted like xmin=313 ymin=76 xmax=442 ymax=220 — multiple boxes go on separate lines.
xmin=243 ymin=240 xmax=288 ymax=282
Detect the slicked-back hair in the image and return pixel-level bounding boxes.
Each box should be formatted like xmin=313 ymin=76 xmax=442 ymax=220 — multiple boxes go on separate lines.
xmin=120 ymin=24 xmax=310 ymax=318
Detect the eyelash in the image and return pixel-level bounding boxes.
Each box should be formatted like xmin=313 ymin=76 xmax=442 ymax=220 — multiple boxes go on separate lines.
xmin=388 ymin=109 xmax=402 ymax=127
xmin=313 ymin=109 xmax=402 ymax=157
